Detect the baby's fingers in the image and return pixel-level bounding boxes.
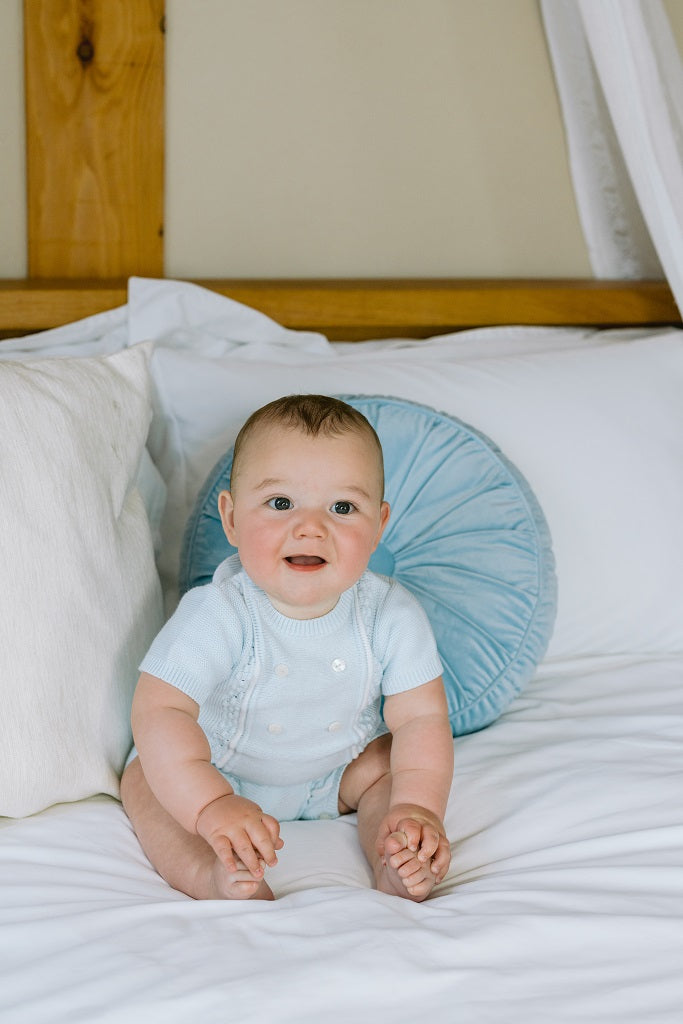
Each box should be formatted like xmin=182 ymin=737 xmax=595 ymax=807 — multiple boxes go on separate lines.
xmin=416 ymin=825 xmax=441 ymax=862
xmin=261 ymin=813 xmax=285 ymax=852
xmin=395 ymin=818 xmax=424 ymax=855
xmin=430 ymin=835 xmax=452 ymax=880
xmin=231 ymin=831 xmax=267 ymax=879
xmin=245 ymin=818 xmax=282 ymax=869
xmin=210 ymin=833 xmax=239 ymax=874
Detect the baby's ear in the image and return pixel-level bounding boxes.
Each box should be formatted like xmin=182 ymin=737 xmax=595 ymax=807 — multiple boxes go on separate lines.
xmin=374 ymin=501 xmax=391 ymax=546
xmin=218 ymin=490 xmax=237 ymax=544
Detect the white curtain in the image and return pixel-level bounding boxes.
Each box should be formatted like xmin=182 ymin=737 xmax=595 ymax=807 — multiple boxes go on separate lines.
xmin=541 ymin=0 xmax=683 ymax=315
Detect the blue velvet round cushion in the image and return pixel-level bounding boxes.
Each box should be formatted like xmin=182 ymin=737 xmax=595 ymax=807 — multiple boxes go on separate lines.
xmin=180 ymin=396 xmax=557 ymax=735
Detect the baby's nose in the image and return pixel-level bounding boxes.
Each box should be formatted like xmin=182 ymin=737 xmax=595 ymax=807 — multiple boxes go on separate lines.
xmin=293 ymin=509 xmax=327 ymax=537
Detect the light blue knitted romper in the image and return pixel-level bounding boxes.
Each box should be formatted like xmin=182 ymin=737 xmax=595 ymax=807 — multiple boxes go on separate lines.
xmin=140 ymin=555 xmax=443 ymax=821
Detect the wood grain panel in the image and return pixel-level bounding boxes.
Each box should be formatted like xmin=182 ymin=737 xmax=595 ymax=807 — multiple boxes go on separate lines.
xmin=0 ymin=279 xmax=679 ymax=339
xmin=197 ymin=278 xmax=681 ymax=337
xmin=24 ymin=0 xmax=164 ymax=278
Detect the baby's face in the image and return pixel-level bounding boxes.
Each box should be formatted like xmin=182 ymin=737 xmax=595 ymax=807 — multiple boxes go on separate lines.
xmin=219 ymin=425 xmax=390 ymax=619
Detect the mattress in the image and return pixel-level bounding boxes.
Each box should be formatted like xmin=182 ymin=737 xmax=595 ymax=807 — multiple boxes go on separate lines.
xmin=2 ymin=654 xmax=682 ymax=1024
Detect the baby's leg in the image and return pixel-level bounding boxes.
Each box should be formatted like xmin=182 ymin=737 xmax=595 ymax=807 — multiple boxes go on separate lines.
xmin=120 ymin=757 xmax=273 ymax=901
xmin=338 ymin=737 xmax=439 ymax=902
xmin=360 ymin=790 xmax=440 ymax=901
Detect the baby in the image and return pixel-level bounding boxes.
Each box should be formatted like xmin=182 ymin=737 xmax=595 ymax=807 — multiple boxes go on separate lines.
xmin=122 ymin=394 xmax=453 ymax=901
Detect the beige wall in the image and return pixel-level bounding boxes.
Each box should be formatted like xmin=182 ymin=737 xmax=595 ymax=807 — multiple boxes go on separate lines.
xmin=1 ymin=1 xmax=682 ymax=279
xmin=666 ymin=0 xmax=683 ymax=49
xmin=0 ymin=0 xmax=25 ymax=277
xmin=164 ymin=0 xmax=590 ymax=277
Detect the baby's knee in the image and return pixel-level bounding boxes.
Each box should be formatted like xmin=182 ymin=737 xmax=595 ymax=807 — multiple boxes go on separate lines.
xmin=365 ymin=732 xmax=392 ymax=781
xmin=119 ymin=755 xmax=150 ymax=820
xmin=119 ymin=756 xmax=140 ymax=806
xmin=338 ymin=732 xmax=392 ymax=813
xmin=354 ymin=733 xmax=393 ymax=794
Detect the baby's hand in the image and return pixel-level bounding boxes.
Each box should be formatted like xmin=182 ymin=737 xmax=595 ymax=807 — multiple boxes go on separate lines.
xmin=196 ymin=794 xmax=284 ymax=880
xmin=377 ymin=803 xmax=451 ymax=882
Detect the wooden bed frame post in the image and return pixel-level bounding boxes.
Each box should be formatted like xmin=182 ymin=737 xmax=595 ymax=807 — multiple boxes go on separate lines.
xmin=24 ymin=0 xmax=165 ymax=278
xmin=4 ymin=3 xmax=679 ymax=338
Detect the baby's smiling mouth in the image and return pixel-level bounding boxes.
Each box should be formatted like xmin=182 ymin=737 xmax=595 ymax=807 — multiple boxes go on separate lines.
xmin=285 ymin=555 xmax=326 ymax=567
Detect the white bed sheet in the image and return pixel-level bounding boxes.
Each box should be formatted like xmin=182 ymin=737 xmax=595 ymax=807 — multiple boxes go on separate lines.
xmin=2 ymin=655 xmax=682 ymax=1024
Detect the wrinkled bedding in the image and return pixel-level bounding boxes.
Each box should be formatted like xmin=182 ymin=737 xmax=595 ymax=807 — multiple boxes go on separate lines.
xmin=2 ymin=655 xmax=682 ymax=1024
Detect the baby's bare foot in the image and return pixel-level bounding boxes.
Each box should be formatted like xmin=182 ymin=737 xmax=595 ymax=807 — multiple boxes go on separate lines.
xmin=201 ymin=855 xmax=275 ymax=901
xmin=375 ymin=829 xmax=437 ymax=902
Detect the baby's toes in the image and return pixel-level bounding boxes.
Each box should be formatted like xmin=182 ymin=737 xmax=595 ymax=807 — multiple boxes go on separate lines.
xmin=406 ymin=874 xmax=436 ymax=899
xmin=210 ymin=857 xmax=274 ymax=901
xmin=387 ymin=846 xmax=418 ymax=873
xmin=231 ymin=879 xmax=264 ymax=897
xmin=231 ymin=862 xmax=262 ymax=883
xmin=383 ymin=830 xmax=411 ymax=858
xmin=398 ymin=856 xmax=429 ymax=882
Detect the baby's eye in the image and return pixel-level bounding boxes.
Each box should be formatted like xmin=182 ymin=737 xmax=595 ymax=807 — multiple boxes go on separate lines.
xmin=268 ymin=496 xmax=292 ymax=511
xmin=332 ymin=500 xmax=356 ymax=515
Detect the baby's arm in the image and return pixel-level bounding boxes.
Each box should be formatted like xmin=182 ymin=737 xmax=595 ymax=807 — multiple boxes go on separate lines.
xmin=380 ymin=677 xmax=454 ymax=879
xmin=131 ymin=672 xmax=282 ymax=879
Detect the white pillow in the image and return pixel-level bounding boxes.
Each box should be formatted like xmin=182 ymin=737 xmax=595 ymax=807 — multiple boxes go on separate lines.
xmin=0 ymin=303 xmax=168 ymax=554
xmin=0 ymin=345 xmax=163 ymax=817
xmin=126 ymin=278 xmax=591 ymax=599
xmin=147 ymin=323 xmax=683 ymax=661
xmin=128 ymin=275 xmax=332 ymax=356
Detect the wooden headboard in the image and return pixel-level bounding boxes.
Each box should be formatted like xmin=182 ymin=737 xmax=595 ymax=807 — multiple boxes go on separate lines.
xmin=4 ymin=1 xmax=680 ymax=341
xmin=0 ymin=278 xmax=680 ymax=342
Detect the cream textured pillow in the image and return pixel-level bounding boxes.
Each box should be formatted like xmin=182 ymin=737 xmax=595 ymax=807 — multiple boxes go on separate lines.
xmin=0 ymin=345 xmax=163 ymax=817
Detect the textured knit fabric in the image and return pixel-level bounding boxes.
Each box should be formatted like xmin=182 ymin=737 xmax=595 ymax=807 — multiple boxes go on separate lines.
xmin=140 ymin=555 xmax=443 ymax=787
xmin=0 ymin=344 xmax=162 ymax=817
xmin=216 ymin=763 xmax=348 ymax=822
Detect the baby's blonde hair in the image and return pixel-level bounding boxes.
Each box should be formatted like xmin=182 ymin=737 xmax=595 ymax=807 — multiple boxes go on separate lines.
xmin=231 ymin=394 xmax=384 ymax=494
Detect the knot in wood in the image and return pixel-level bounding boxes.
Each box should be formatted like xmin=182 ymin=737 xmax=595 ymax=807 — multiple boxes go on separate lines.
xmin=76 ymin=37 xmax=94 ymax=66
